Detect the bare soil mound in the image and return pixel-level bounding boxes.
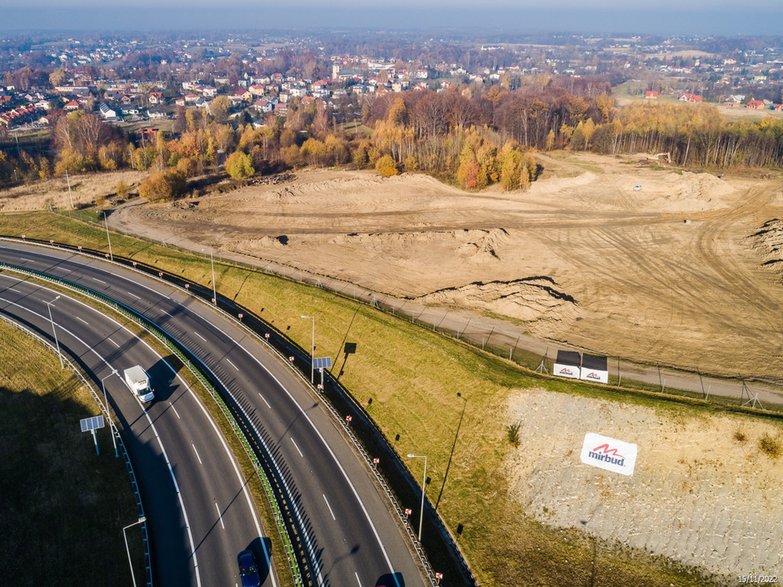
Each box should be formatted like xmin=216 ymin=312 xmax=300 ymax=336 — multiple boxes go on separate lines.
xmin=414 ymin=277 xmax=579 ymax=328
xmin=506 ymin=388 xmax=783 ymax=582
xmin=111 ymin=153 xmax=783 ymax=378
xmin=750 ymin=218 xmax=783 ymax=280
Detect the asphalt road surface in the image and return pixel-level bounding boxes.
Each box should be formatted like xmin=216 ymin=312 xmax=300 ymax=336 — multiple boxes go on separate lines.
xmin=0 ymin=241 xmax=426 ymax=587
xmin=0 ymin=272 xmax=273 ymax=587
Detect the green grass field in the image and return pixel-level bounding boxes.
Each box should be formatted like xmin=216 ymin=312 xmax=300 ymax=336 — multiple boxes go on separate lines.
xmin=0 ymin=208 xmax=725 ymax=586
xmin=0 ymin=319 xmax=142 ymax=587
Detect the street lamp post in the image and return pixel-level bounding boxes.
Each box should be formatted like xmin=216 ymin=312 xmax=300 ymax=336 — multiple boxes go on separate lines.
xmin=123 ymin=515 xmax=147 ymax=587
xmin=103 ymin=211 xmax=113 ymax=262
xmin=300 ymin=314 xmax=315 ymax=384
xmin=101 ymin=369 xmax=119 ymax=458
xmin=209 ymin=248 xmax=217 ymax=304
xmin=44 ymin=295 xmax=64 ymax=368
xmin=407 ymin=453 xmax=428 ymax=541
xmin=202 ymin=247 xmax=217 ymax=304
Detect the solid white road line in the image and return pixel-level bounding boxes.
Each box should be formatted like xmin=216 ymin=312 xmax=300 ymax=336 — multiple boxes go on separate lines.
xmin=194 ymin=331 xmax=206 ymax=342
xmin=192 ymin=443 xmax=203 ymax=465
xmin=215 ymin=502 xmax=225 ymax=529
xmin=257 ymin=392 xmax=271 ymax=408
xmin=169 ymin=401 xmax=181 ymax=420
xmin=226 ymin=357 xmax=239 ymax=371
xmin=290 ymin=437 xmax=303 ymax=458
xmin=323 ymin=494 xmax=336 ymax=521
xmin=227 ymin=328 xmax=403 ymax=584
xmin=0 ymin=288 xmax=204 ymax=587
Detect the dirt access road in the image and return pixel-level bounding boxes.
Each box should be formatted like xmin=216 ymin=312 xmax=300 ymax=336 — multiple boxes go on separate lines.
xmin=111 ymin=152 xmax=783 ymax=389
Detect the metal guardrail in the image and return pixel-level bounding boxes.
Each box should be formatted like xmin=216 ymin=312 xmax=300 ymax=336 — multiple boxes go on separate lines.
xmin=1 ymin=235 xmax=478 ymax=586
xmin=0 ymin=263 xmax=305 ymax=587
xmin=0 ymin=312 xmax=153 ymax=587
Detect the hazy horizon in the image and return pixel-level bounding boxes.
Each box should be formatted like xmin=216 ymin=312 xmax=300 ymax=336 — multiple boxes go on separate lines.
xmin=1 ymin=4 xmax=782 ymax=36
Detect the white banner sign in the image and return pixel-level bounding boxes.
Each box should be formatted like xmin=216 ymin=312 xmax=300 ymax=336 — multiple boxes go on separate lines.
xmin=580 ymin=432 xmax=638 ymax=476
xmin=553 ymin=362 xmax=580 ymax=379
xmin=580 ymin=368 xmax=609 ymax=384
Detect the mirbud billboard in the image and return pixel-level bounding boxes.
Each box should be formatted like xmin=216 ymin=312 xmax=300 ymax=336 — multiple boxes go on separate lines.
xmin=580 ymin=432 xmax=638 ymax=476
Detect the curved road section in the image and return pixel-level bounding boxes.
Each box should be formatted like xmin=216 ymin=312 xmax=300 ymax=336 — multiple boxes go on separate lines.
xmin=0 ymin=242 xmax=426 ymax=587
xmin=0 ymin=272 xmax=272 ymax=586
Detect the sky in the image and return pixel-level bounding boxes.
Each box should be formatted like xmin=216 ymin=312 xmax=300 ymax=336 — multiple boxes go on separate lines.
xmin=1 ymin=1 xmax=782 ymax=35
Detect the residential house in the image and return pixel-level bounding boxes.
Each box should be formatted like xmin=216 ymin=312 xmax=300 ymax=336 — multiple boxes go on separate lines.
xmin=746 ymin=99 xmax=766 ymax=110
xmin=230 ymin=89 xmax=252 ymax=104
xmin=644 ymin=90 xmax=659 ymax=99
xmin=252 ymin=98 xmax=274 ymax=113
xmin=679 ymin=93 xmax=703 ymax=103
xmin=99 ymin=102 xmax=118 ymax=120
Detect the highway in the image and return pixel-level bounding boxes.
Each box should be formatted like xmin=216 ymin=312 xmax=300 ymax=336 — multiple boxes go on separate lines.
xmin=0 ymin=241 xmax=426 ymax=587
xmin=0 ymin=271 xmax=273 ymax=587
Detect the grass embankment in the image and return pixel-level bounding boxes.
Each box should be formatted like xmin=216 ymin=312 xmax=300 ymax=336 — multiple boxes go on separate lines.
xmin=0 ymin=208 xmax=719 ymax=586
xmin=0 ymin=319 xmax=141 ymax=586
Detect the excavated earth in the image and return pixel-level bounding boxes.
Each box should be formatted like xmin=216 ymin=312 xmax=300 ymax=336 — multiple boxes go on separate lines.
xmin=112 ymin=152 xmax=783 ymax=379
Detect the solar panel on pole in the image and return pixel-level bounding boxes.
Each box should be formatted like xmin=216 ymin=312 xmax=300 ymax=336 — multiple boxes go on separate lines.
xmin=313 ymin=357 xmax=332 ymax=391
xmin=313 ymin=357 xmax=332 ymax=370
xmin=80 ymin=415 xmax=105 ymax=455
xmin=80 ymin=415 xmax=105 ymax=432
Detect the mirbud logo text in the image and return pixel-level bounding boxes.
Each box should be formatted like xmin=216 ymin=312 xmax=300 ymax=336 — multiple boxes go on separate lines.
xmin=580 ymin=432 xmax=638 ymax=476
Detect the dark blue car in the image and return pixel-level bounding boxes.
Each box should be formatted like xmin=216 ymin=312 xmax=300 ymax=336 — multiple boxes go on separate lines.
xmin=237 ymin=549 xmax=261 ymax=587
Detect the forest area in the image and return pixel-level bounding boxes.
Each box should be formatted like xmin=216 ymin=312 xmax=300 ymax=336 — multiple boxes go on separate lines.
xmin=2 ymin=78 xmax=783 ymax=197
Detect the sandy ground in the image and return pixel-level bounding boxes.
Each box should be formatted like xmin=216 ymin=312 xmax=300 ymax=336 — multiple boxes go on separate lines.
xmin=112 ymin=152 xmax=783 ymax=380
xmin=0 ymin=170 xmax=144 ymax=212
xmin=506 ymin=388 xmax=783 ymax=583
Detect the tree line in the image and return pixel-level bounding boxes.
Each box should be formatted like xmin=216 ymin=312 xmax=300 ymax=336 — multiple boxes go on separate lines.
xmin=3 ymin=81 xmax=783 ymax=193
